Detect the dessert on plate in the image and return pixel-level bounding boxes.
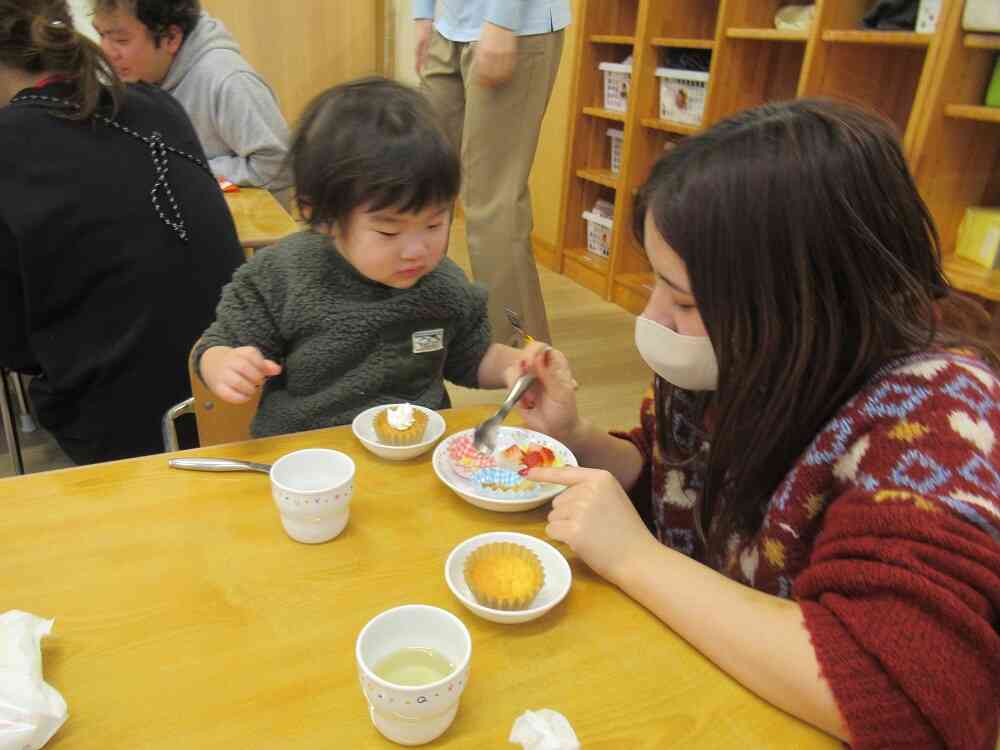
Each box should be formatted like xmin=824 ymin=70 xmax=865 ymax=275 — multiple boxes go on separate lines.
xmin=463 ymin=541 xmax=545 ymax=610
xmin=470 ymin=467 xmax=538 ymax=498
xmin=445 ymin=432 xmax=565 ymax=496
xmin=446 ymin=434 xmax=497 ymax=478
xmin=373 ymin=403 xmax=428 ymax=446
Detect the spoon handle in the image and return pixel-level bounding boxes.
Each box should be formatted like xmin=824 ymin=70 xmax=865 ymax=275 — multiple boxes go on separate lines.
xmin=497 ymin=373 xmax=537 ymax=420
xmin=168 ymin=458 xmax=271 ymax=474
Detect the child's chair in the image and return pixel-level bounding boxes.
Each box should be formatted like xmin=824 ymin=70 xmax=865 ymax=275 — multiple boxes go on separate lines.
xmin=161 ymin=344 xmax=261 ymax=451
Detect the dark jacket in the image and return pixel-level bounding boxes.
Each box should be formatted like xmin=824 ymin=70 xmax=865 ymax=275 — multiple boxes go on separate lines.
xmin=0 ymin=81 xmax=243 ymax=464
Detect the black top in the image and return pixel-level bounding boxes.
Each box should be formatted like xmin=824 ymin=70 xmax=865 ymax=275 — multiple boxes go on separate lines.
xmin=0 ymin=82 xmax=243 ymax=464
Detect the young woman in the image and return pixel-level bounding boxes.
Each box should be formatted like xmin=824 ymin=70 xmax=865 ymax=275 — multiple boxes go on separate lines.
xmin=520 ymin=100 xmax=1000 ymax=749
xmin=0 ymin=0 xmax=243 ymax=463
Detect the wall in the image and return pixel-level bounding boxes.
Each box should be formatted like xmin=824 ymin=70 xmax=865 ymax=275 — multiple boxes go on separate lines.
xmin=529 ymin=0 xmax=580 ymax=250
xmin=393 ymin=0 xmax=578 ymax=249
xmin=393 ymin=0 xmax=419 ymax=86
xmin=68 ymin=0 xmax=98 ymax=41
xmin=201 ymin=1 xmax=381 ymax=124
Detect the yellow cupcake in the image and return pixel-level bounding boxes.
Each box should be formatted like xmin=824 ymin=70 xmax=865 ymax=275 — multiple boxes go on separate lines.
xmin=374 ymin=404 xmax=429 ymax=446
xmin=463 ymin=542 xmax=545 ymax=610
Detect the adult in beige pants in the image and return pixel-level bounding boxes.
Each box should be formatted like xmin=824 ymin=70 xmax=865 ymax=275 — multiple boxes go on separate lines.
xmin=415 ymin=1 xmax=570 ymax=346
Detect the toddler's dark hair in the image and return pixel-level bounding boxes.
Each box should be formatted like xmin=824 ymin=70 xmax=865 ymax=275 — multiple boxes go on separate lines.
xmin=289 ymin=77 xmax=461 ymax=229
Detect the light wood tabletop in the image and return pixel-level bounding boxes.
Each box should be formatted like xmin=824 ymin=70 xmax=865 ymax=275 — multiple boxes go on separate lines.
xmin=224 ymin=187 xmax=298 ymax=253
xmin=1 ymin=406 xmax=837 ymax=749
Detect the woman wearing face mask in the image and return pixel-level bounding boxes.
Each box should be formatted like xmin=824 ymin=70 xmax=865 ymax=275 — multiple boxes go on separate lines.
xmin=519 ymin=100 xmax=1000 ymax=749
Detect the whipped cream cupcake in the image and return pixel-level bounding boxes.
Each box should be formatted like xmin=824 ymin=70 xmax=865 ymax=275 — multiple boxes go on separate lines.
xmin=373 ymin=404 xmax=428 ymax=446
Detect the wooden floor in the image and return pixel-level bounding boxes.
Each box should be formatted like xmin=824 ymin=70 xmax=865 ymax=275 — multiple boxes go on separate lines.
xmin=0 ymin=221 xmax=650 ymax=477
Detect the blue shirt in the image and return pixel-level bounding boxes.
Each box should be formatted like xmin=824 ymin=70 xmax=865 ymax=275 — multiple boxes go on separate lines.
xmin=413 ymin=0 xmax=571 ymax=41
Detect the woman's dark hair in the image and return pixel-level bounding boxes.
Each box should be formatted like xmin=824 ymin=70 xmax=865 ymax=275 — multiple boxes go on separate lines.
xmin=93 ymin=0 xmax=200 ymax=43
xmin=1 ymin=0 xmax=123 ymax=119
xmin=289 ymin=76 xmax=461 ymax=230
xmin=632 ymin=98 xmax=995 ymax=559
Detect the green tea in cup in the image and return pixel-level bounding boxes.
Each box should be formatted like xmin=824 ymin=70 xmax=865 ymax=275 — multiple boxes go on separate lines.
xmin=374 ymin=647 xmax=455 ymax=686
xmin=356 ymin=604 xmax=472 ymax=745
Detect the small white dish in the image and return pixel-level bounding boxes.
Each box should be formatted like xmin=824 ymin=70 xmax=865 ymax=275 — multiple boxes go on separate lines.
xmin=432 ymin=426 xmax=577 ymax=512
xmin=444 ymin=531 xmax=572 ymax=624
xmin=352 ymin=404 xmax=446 ymax=461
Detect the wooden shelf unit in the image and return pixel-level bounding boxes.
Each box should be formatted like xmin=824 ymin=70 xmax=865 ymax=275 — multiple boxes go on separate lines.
xmin=551 ymin=0 xmax=997 ymax=313
xmin=964 ymin=33 xmax=1000 ymax=50
xmin=726 ymin=28 xmax=808 ymax=42
xmin=945 ymin=104 xmax=1000 ymax=124
xmin=909 ymin=1 xmax=1000 ymax=299
xmin=651 ymin=37 xmax=716 ymax=49
xmin=590 ymin=34 xmax=635 ymax=44
xmin=820 ymin=30 xmax=931 ymax=47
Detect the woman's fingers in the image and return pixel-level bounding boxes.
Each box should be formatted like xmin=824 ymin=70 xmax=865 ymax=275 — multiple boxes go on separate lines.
xmin=526 ymin=465 xmax=600 ymax=485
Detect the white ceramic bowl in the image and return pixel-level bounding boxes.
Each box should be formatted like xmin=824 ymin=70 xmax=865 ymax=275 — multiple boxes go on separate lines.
xmin=445 ymin=532 xmax=572 ymax=624
xmin=351 ymin=405 xmax=446 ymax=461
xmin=432 ymin=427 xmax=577 ymax=512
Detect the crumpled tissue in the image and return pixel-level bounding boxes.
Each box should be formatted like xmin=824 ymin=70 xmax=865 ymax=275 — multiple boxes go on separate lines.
xmin=0 ymin=611 xmax=68 ymax=750
xmin=509 ymin=708 xmax=580 ymax=750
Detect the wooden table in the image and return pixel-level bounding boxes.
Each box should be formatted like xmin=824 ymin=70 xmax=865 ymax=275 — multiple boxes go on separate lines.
xmin=1 ymin=406 xmax=836 ymax=749
xmin=224 ymin=188 xmax=298 ymax=255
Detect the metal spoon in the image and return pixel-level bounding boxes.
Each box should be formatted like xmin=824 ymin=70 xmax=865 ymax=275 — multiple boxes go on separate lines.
xmin=168 ymin=458 xmax=271 ymax=474
xmin=472 ymin=373 xmax=537 ymax=454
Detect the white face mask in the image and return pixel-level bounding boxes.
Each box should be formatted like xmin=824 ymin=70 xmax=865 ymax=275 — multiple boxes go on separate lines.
xmin=634 ymin=316 xmax=718 ymax=391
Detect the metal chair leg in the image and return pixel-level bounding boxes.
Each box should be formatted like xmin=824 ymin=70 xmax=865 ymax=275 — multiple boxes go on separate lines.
xmin=1 ymin=370 xmax=25 ymax=475
xmin=162 ymin=397 xmax=195 ymax=453
xmin=11 ymin=372 xmax=36 ymax=433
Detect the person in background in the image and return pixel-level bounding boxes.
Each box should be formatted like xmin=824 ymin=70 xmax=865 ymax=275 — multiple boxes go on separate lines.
xmin=92 ymin=0 xmax=289 ymax=192
xmin=195 ymin=78 xmax=543 ymax=438
xmin=0 ymin=0 xmax=243 ymax=464
xmin=518 ymin=100 xmax=1000 ymax=748
xmin=414 ymin=0 xmax=570 ymax=347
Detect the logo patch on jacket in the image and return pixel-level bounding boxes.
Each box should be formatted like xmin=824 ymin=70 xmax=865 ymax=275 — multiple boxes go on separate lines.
xmin=412 ymin=329 xmax=444 ymax=354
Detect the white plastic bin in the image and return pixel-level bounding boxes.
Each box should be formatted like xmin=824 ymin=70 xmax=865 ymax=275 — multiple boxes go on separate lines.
xmin=598 ymin=62 xmax=632 ymax=112
xmin=656 ymin=67 xmax=709 ymax=126
xmin=916 ymin=0 xmax=942 ymax=32
xmin=582 ymin=210 xmax=613 ymax=258
xmin=607 ymin=128 xmax=624 ymax=174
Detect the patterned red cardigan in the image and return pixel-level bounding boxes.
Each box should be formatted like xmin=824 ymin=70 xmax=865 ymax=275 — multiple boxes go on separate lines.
xmin=617 ymin=351 xmax=1000 ymax=749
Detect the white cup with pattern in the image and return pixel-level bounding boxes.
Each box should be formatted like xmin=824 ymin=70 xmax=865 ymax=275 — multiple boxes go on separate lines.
xmin=269 ymin=448 xmax=355 ymax=543
xmin=356 ymin=605 xmax=472 ymax=746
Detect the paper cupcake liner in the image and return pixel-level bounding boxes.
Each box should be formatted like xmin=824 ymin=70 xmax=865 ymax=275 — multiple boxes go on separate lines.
xmin=470 ymin=468 xmax=538 ymax=499
xmin=447 ymin=435 xmax=496 ymax=478
xmin=463 ymin=542 xmax=545 ymax=611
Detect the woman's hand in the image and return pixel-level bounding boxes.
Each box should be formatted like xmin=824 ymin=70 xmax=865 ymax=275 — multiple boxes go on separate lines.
xmin=528 ymin=465 xmax=657 ymax=585
xmin=414 ymin=19 xmax=434 ymax=74
xmin=505 ymin=345 xmax=582 ymax=447
xmin=474 ymin=22 xmax=517 ymax=87
xmin=200 ymin=346 xmax=282 ymax=404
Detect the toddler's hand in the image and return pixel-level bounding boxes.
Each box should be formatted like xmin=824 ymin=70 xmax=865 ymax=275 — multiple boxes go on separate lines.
xmin=200 ymin=346 xmax=282 ymax=404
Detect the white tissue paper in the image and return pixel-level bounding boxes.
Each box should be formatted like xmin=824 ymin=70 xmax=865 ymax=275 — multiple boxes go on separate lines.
xmin=509 ymin=709 xmax=580 ymax=750
xmin=0 ymin=611 xmax=68 ymax=750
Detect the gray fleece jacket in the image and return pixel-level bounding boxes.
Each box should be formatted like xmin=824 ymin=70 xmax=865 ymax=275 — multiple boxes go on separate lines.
xmin=196 ymin=230 xmax=493 ymax=437
xmin=162 ymin=13 xmax=289 ymax=189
